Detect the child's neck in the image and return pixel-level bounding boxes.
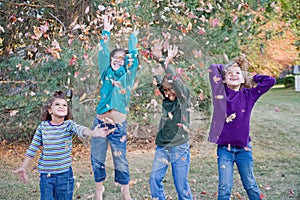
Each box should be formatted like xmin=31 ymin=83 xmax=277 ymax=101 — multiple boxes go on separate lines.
xmin=227 ymin=84 xmax=240 ymax=91
xmin=50 ymin=116 xmax=65 ymax=125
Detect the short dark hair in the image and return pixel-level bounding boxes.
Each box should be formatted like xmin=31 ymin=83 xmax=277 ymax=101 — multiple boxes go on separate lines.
xmin=110 ymin=48 xmax=128 ymax=62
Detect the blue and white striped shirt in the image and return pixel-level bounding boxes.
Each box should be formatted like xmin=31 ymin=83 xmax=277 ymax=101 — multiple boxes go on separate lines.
xmin=25 ymin=120 xmax=86 ymax=174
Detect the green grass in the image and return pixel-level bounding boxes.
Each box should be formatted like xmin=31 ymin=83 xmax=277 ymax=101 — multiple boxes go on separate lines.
xmin=1 ymin=88 xmax=300 ymax=200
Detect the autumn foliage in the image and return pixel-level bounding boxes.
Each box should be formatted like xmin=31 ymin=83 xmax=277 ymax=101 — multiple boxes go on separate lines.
xmin=0 ymin=0 xmax=299 ymax=142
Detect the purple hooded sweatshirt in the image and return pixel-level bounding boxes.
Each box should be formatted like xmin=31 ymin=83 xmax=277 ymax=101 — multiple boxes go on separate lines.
xmin=208 ymin=64 xmax=276 ymax=147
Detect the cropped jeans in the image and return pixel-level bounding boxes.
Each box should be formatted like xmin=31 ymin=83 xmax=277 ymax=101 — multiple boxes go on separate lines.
xmin=217 ymin=144 xmax=262 ymax=200
xmin=149 ymin=142 xmax=193 ymax=200
xmin=91 ymin=117 xmax=130 ymax=185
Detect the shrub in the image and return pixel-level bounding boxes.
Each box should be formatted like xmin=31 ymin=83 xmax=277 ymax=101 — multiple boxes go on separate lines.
xmin=284 ymin=75 xmax=295 ymax=88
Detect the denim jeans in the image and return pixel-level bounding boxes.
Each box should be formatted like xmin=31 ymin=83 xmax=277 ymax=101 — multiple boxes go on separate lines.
xmin=149 ymin=142 xmax=193 ymax=200
xmin=217 ymin=144 xmax=262 ymax=200
xmin=91 ymin=117 xmax=130 ymax=185
xmin=39 ymin=167 xmax=74 ymax=200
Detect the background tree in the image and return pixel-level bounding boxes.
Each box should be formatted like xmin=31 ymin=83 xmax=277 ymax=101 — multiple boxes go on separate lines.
xmin=0 ymin=0 xmax=299 ymax=142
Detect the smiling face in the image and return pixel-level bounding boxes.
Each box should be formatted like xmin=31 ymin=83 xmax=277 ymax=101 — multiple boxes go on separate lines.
xmin=224 ymin=64 xmax=245 ymax=91
xmin=163 ymin=83 xmax=177 ymax=101
xmin=48 ymin=98 xmax=68 ymax=118
xmin=110 ymin=50 xmax=125 ymax=71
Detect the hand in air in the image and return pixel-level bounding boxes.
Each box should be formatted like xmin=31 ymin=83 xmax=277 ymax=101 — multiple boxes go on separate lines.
xmin=103 ymin=14 xmax=114 ymax=32
xmin=132 ymin=27 xmax=140 ymax=37
xmin=151 ymin=39 xmax=164 ymax=60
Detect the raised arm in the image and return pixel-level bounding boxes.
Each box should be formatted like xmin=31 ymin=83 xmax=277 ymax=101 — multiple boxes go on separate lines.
xmin=98 ymin=15 xmax=114 ymax=77
xmin=249 ymin=74 xmax=276 ymax=100
xmin=152 ymin=43 xmax=190 ymax=103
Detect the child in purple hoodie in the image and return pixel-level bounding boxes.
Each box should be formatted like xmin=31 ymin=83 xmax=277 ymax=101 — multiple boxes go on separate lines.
xmin=208 ymin=56 xmax=276 ymax=200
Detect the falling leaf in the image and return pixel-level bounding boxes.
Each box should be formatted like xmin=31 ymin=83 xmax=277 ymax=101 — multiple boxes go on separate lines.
xmin=211 ymin=18 xmax=219 ymax=27
xmin=74 ymin=71 xmax=79 ymax=78
xmin=0 ymin=25 xmax=4 ymax=33
xmin=192 ymin=49 xmax=202 ymax=58
xmin=120 ymin=135 xmax=127 ymax=142
xmin=215 ymin=95 xmax=224 ymax=99
xmin=32 ymin=26 xmax=43 ymax=39
xmin=226 ymin=113 xmax=236 ymax=123
xmin=168 ymin=112 xmax=173 ymax=120
xmin=187 ymin=21 xmax=193 ymax=31
xmin=198 ymin=92 xmax=204 ymax=101
xmin=98 ymin=5 xmax=105 ymax=11
xmin=119 ymin=89 xmax=126 ymax=94
xmin=213 ymin=75 xmax=221 ymax=83
xmin=198 ymin=27 xmax=206 ymax=35
xmin=79 ymin=93 xmax=87 ymax=102
xmin=85 ymin=6 xmax=90 ymax=14
xmin=154 ymin=88 xmax=161 ymax=96
xmin=233 ymin=15 xmax=238 ymax=23
xmin=69 ymin=55 xmax=77 ymax=66
xmin=289 ymin=189 xmax=295 ymax=197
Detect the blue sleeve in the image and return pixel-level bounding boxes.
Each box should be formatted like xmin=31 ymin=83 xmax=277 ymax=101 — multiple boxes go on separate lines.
xmin=68 ymin=120 xmax=87 ymax=138
xmin=98 ymin=30 xmax=111 ymax=78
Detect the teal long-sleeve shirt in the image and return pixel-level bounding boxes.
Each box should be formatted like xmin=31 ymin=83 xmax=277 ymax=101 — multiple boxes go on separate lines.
xmin=96 ymin=30 xmax=139 ymax=115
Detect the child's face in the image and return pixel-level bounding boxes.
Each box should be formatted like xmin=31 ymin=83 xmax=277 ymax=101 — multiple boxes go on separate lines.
xmin=111 ymin=51 xmax=125 ymax=71
xmin=224 ymin=64 xmax=245 ymax=91
xmin=48 ymin=98 xmax=68 ymax=118
xmin=163 ymin=84 xmax=177 ymax=101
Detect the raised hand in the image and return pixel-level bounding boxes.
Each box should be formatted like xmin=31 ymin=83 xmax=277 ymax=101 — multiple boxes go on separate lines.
xmin=132 ymin=27 xmax=139 ymax=37
xmin=150 ymin=39 xmax=164 ymax=61
xmin=165 ymin=45 xmax=178 ymax=66
xmin=166 ymin=45 xmax=178 ymax=60
xmin=103 ymin=14 xmax=114 ymax=32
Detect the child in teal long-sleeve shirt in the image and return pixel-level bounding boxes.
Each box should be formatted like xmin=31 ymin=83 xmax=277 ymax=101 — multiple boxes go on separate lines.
xmin=90 ymin=15 xmax=139 ymax=200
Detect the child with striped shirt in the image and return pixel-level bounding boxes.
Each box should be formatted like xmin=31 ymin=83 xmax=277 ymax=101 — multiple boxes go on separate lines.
xmin=13 ymin=91 xmax=109 ymax=200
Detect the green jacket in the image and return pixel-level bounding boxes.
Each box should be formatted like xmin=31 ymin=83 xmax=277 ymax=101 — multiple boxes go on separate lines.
xmin=154 ymin=64 xmax=190 ymax=147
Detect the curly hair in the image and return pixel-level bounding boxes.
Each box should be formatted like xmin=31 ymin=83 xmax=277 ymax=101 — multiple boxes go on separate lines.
xmin=40 ymin=91 xmax=73 ymax=121
xmin=224 ymin=56 xmax=256 ymax=89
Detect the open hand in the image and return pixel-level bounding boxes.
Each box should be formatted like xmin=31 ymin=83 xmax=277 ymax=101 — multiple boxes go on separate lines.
xmin=103 ymin=14 xmax=114 ymax=32
xmin=93 ymin=126 xmax=110 ymax=137
xmin=150 ymin=39 xmax=164 ymax=60
xmin=12 ymin=167 xmax=28 ymax=183
xmin=132 ymin=27 xmax=139 ymax=37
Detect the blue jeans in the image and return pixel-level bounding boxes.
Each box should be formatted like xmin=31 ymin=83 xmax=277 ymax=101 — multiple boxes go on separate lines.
xmin=217 ymin=144 xmax=262 ymax=200
xmin=39 ymin=167 xmax=74 ymax=200
xmin=91 ymin=117 xmax=130 ymax=185
xmin=149 ymin=142 xmax=193 ymax=200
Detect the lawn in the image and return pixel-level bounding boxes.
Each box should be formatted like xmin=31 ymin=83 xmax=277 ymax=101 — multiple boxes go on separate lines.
xmin=0 ymin=88 xmax=299 ymax=200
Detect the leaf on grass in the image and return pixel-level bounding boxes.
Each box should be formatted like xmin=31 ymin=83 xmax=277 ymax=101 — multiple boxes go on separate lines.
xmin=10 ymin=110 xmax=19 ymax=117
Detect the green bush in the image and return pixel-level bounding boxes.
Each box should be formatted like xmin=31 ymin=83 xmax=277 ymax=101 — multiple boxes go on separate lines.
xmin=284 ymin=75 xmax=295 ymax=88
